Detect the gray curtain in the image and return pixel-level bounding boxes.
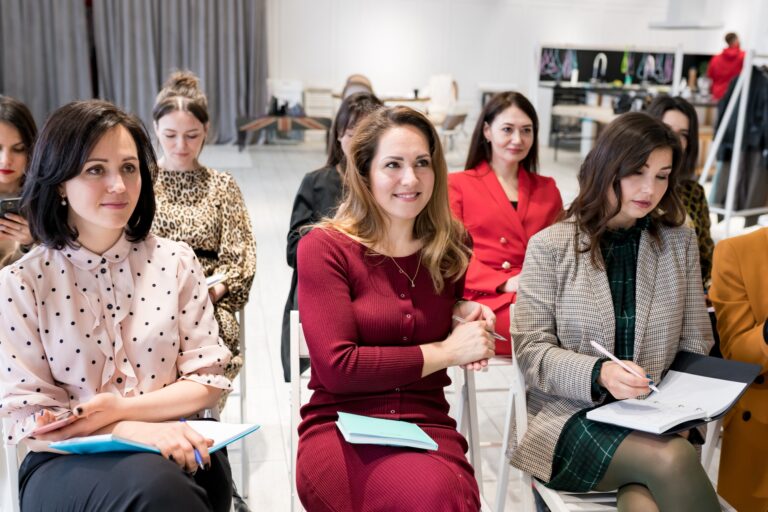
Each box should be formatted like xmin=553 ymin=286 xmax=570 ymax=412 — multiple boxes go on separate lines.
xmin=0 ymin=0 xmax=92 ymax=125
xmin=93 ymin=0 xmax=268 ymax=143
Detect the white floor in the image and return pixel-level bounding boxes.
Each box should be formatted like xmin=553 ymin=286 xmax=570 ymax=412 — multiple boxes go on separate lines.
xmin=203 ymin=133 xmax=586 ymax=511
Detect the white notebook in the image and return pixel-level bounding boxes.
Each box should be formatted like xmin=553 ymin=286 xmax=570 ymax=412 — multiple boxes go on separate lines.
xmin=586 ymin=370 xmax=748 ymax=434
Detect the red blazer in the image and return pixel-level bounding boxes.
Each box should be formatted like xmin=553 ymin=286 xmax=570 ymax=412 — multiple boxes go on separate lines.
xmin=448 ymin=161 xmax=563 ymax=310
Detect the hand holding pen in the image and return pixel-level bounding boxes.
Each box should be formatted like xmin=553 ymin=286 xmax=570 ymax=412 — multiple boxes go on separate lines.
xmin=179 ymin=418 xmax=208 ymax=472
xmin=448 ymin=304 xmax=500 ymax=371
xmin=590 ymin=341 xmax=659 ymax=399
xmin=452 ymin=315 xmax=508 ymax=342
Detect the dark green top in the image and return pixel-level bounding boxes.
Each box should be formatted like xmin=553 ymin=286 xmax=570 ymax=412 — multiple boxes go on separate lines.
xmin=546 ymin=217 xmax=648 ymax=492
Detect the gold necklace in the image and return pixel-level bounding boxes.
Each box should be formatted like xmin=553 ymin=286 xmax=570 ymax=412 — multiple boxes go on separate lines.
xmin=389 ymin=253 xmax=422 ymax=288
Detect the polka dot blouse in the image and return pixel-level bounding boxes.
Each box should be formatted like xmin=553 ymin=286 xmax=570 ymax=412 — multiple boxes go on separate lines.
xmin=0 ymin=233 xmax=231 ymax=444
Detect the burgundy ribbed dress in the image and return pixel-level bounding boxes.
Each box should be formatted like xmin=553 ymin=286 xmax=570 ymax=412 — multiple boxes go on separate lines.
xmin=296 ymin=228 xmax=480 ymax=512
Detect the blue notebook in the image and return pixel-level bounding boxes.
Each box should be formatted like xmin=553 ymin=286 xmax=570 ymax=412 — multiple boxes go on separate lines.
xmin=49 ymin=421 xmax=260 ymax=455
xmin=335 ymin=412 xmax=438 ymax=451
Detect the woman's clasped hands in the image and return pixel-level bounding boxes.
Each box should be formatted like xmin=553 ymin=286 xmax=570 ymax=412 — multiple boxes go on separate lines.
xmin=448 ymin=301 xmax=497 ymax=371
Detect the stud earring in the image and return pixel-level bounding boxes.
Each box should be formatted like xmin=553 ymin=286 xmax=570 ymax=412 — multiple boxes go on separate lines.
xmin=61 ymin=197 xmax=67 ymax=206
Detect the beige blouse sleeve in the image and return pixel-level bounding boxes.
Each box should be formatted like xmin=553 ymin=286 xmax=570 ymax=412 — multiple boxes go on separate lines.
xmin=0 ymin=268 xmax=71 ymax=443
xmin=214 ymin=173 xmax=256 ymax=309
xmin=175 ymin=243 xmax=233 ymax=390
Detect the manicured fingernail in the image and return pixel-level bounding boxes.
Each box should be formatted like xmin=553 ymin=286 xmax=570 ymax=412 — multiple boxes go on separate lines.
xmin=649 ymin=381 xmax=655 ymax=385
xmin=645 ymin=374 xmax=651 ymax=378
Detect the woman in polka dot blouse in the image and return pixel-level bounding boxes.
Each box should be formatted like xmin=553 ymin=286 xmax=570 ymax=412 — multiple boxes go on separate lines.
xmin=0 ymin=100 xmax=233 ymax=511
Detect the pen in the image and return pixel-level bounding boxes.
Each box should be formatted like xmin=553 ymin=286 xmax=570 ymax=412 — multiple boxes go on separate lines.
xmin=452 ymin=315 xmax=508 ymax=341
xmin=179 ymin=418 xmax=205 ymax=470
xmin=589 ymin=340 xmax=660 ymax=393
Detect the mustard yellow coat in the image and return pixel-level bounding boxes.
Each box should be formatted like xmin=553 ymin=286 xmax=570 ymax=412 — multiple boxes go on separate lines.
xmin=710 ymin=228 xmax=768 ymax=512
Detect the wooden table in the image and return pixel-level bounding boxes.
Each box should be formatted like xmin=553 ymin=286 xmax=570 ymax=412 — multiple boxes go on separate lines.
xmin=236 ymin=115 xmax=332 ymax=151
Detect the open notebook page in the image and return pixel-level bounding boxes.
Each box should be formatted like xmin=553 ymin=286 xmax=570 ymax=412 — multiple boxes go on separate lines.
xmin=649 ymin=370 xmax=748 ymax=418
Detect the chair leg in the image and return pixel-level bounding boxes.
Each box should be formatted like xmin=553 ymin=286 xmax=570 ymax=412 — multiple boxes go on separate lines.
xmin=495 ymin=385 xmax=515 ymax=512
xmin=237 ymin=307 xmax=249 ymax=499
xmin=464 ymin=370 xmax=484 ymax=495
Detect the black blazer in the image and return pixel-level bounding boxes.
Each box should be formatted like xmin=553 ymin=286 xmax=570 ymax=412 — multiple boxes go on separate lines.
xmin=281 ymin=166 xmax=343 ymax=381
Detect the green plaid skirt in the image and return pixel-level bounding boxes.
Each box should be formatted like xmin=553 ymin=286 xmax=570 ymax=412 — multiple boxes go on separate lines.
xmin=546 ymin=409 xmax=632 ymax=492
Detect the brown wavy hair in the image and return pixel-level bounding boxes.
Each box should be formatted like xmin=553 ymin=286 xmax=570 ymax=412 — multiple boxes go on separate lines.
xmin=320 ymin=106 xmax=470 ymax=293
xmin=564 ymin=112 xmax=685 ymax=267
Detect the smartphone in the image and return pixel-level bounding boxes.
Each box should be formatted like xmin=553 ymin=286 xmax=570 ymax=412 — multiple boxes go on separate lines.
xmin=0 ymin=197 xmax=21 ymax=216
xmin=31 ymin=411 xmax=78 ymax=435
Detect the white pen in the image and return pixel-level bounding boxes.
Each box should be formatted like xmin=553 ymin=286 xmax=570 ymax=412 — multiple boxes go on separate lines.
xmin=452 ymin=315 xmax=508 ymax=341
xmin=589 ymin=340 xmax=660 ymax=393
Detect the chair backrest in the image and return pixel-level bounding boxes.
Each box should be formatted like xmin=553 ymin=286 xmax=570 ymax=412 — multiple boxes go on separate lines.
xmin=289 ymin=310 xmax=310 ymax=511
xmin=441 ymin=113 xmax=467 ymax=131
xmin=426 ymin=74 xmax=457 ymax=124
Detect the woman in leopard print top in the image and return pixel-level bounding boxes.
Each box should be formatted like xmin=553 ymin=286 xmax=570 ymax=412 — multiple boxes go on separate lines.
xmin=648 ymin=96 xmax=714 ymax=288
xmin=151 ymin=71 xmax=256 ymax=382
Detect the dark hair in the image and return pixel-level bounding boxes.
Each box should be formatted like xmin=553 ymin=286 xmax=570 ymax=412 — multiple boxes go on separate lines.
xmin=725 ymin=32 xmax=738 ymax=45
xmin=646 ymin=95 xmax=699 ymax=180
xmin=326 ymin=92 xmax=383 ymax=168
xmin=564 ymin=112 xmax=685 ymax=267
xmin=0 ymin=95 xmax=37 ymax=155
xmin=464 ymin=91 xmax=539 ymax=173
xmin=152 ymin=71 xmax=209 ymax=126
xmin=22 ymin=100 xmax=157 ymax=249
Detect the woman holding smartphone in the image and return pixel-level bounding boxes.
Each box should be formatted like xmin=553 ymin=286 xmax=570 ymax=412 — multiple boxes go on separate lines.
xmin=0 ymin=95 xmax=36 ymax=265
xmin=0 ymin=100 xmax=233 ymax=511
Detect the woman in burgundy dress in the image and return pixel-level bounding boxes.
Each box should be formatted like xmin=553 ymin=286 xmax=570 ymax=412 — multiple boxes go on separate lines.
xmin=296 ymin=106 xmax=496 ymax=511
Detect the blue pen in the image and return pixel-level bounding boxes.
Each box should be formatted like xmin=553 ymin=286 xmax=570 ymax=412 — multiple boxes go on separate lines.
xmin=179 ymin=418 xmax=205 ymax=470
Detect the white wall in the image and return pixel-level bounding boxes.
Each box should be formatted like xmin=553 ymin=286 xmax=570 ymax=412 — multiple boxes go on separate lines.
xmin=267 ymin=0 xmax=755 ymax=112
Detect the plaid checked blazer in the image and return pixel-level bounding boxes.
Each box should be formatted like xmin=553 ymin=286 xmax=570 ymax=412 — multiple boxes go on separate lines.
xmin=509 ymin=220 xmax=713 ymax=482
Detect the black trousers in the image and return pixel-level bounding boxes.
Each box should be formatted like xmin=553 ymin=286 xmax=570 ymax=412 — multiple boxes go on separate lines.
xmin=19 ymin=448 xmax=232 ymax=512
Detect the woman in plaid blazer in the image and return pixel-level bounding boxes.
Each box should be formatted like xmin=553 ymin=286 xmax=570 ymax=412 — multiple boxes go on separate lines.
xmin=510 ymin=113 xmax=719 ymax=511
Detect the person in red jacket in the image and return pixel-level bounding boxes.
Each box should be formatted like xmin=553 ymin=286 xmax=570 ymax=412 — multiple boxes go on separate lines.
xmin=708 ymin=32 xmax=745 ymax=101
xmin=296 ymin=106 xmax=496 ymax=511
xmin=449 ymin=92 xmax=563 ymax=354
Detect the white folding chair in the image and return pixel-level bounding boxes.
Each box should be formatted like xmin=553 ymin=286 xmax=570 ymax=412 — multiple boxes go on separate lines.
xmin=2 ymin=425 xmax=26 ymax=512
xmin=289 ymin=310 xmax=311 ymax=512
xmin=701 ymin=416 xmax=723 ymax=477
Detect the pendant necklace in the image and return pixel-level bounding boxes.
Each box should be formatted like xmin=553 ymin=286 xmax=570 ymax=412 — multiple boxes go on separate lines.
xmin=389 ymin=253 xmax=422 ymax=288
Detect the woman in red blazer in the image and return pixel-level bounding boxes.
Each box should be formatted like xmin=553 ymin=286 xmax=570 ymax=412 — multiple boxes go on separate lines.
xmin=449 ymin=92 xmax=562 ymax=354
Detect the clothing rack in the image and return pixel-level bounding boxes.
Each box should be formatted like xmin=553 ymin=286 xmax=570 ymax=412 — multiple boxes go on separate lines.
xmin=698 ymin=49 xmax=768 ymax=237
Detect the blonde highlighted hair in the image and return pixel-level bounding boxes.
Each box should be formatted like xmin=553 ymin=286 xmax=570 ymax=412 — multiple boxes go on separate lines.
xmin=320 ymin=106 xmax=470 ymax=293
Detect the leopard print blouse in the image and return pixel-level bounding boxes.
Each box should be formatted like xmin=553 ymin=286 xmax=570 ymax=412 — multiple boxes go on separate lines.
xmin=152 ymin=166 xmax=257 ymax=378
xmin=677 ymin=179 xmax=714 ymax=288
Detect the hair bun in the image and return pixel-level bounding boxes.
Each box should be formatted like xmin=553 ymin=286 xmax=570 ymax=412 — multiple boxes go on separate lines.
xmin=161 ymin=70 xmax=203 ymax=99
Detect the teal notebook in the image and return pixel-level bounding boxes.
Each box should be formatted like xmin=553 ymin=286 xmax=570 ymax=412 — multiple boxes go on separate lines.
xmin=335 ymin=412 xmax=438 ymax=451
xmin=49 ymin=421 xmax=260 ymax=455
